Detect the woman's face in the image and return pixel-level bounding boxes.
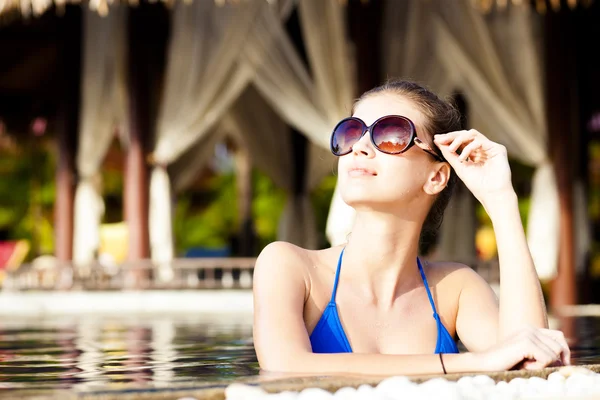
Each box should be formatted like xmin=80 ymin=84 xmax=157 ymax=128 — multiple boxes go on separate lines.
xmin=337 ymin=93 xmax=444 ymax=212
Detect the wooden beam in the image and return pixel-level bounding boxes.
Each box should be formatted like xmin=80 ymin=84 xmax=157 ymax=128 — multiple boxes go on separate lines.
xmin=54 ymin=5 xmax=81 ymax=262
xmin=545 ymin=8 xmax=578 ymax=309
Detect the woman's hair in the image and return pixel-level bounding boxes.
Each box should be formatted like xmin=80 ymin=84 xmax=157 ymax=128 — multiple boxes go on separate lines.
xmin=354 ymin=79 xmax=463 ymax=253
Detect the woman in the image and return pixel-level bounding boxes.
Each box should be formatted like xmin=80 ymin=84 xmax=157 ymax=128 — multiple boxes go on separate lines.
xmin=253 ymin=80 xmax=570 ymax=376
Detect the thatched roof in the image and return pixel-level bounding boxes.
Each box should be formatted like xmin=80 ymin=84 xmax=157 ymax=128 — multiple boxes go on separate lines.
xmin=0 ymin=0 xmax=249 ymax=19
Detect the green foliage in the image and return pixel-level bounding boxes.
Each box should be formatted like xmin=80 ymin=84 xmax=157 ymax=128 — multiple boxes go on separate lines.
xmin=311 ymin=174 xmax=338 ymax=248
xmin=0 ymin=142 xmax=55 ymax=256
xmin=252 ymin=170 xmax=286 ymax=250
xmin=173 ymin=172 xmax=238 ymax=254
xmin=173 ymin=169 xmax=290 ymax=256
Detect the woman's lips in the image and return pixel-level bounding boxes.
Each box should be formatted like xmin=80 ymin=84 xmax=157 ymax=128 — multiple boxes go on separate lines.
xmin=348 ymin=167 xmax=377 ymax=177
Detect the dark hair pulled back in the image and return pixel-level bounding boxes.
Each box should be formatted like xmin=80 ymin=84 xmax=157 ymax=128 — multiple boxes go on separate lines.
xmin=354 ymin=79 xmax=463 ymax=253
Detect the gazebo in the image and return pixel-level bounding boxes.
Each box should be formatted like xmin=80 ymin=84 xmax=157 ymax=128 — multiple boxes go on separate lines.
xmin=0 ymin=0 xmax=598 ymax=311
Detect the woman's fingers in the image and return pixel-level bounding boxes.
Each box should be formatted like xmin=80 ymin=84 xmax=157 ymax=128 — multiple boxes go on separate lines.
xmin=433 ymin=130 xmax=464 ymax=144
xmin=542 ymin=329 xmax=571 ymax=366
xmin=448 ymin=135 xmax=474 ymax=153
xmin=458 ymin=140 xmax=483 ymax=162
xmin=516 ymin=329 xmax=571 ymax=370
xmin=529 ymin=333 xmax=563 ymax=366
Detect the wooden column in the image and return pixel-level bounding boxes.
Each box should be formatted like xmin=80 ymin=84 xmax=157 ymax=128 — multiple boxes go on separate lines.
xmin=235 ymin=148 xmax=255 ymax=256
xmin=348 ymin=0 xmax=382 ymax=93
xmin=124 ymin=3 xmax=169 ymax=263
xmin=125 ymin=6 xmax=151 ymax=261
xmin=55 ymin=5 xmax=81 ymax=262
xmin=545 ymin=10 xmax=578 ymax=309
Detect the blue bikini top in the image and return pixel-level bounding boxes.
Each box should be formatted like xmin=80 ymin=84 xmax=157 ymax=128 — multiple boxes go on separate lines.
xmin=309 ymin=249 xmax=459 ymax=354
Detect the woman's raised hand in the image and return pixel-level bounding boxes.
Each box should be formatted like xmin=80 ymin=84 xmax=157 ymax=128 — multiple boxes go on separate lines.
xmin=434 ymin=130 xmax=513 ymax=207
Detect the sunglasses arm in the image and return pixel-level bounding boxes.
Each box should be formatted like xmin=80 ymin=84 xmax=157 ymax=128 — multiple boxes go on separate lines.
xmin=414 ymin=138 xmax=445 ymax=162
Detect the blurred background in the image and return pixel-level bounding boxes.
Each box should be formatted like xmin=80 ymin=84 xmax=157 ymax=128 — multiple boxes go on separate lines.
xmin=3 ymin=0 xmax=600 ymax=393
xmin=0 ymin=0 xmax=598 ymax=312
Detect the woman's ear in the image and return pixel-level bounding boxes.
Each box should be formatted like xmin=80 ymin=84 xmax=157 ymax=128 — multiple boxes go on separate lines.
xmin=423 ymin=163 xmax=451 ymax=195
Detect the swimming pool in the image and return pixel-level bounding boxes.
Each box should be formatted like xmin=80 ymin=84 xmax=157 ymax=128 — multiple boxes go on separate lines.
xmin=1 ymin=312 xmax=600 ymax=395
xmin=0 ymin=314 xmax=257 ymax=391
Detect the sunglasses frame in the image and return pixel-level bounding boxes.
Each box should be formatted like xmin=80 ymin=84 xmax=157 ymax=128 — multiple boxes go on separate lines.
xmin=330 ymin=115 xmax=445 ymax=162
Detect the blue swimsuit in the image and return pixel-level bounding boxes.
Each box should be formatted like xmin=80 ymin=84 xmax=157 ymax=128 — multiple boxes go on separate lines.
xmin=309 ymin=249 xmax=459 ymax=354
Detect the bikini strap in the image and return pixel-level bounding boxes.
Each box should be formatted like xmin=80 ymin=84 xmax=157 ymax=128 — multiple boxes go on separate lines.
xmin=417 ymin=258 xmax=440 ymax=320
xmin=330 ymin=248 xmax=345 ymax=303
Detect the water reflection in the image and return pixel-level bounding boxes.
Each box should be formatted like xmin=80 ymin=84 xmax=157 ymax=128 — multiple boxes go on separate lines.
xmin=0 ymin=315 xmax=257 ymax=391
xmin=0 ymin=315 xmax=598 ymax=392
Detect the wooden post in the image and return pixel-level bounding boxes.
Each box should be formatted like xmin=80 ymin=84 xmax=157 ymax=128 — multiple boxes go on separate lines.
xmin=234 ymin=148 xmax=255 ymax=256
xmin=125 ymin=5 xmax=151 ymax=262
xmin=54 ymin=5 xmax=81 ymax=262
xmin=348 ymin=0 xmax=382 ymax=93
xmin=545 ymin=9 xmax=578 ymax=309
xmin=124 ymin=3 xmax=169 ymax=266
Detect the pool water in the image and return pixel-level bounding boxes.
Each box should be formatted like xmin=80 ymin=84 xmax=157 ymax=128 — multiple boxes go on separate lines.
xmin=0 ymin=315 xmax=599 ymax=392
xmin=0 ymin=315 xmax=257 ymax=391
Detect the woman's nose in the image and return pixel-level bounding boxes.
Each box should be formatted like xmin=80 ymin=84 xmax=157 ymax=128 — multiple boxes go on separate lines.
xmin=352 ymin=130 xmax=375 ymax=157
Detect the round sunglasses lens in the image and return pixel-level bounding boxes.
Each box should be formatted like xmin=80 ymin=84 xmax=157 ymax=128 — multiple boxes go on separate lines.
xmin=372 ymin=117 xmax=412 ymax=154
xmin=331 ymin=119 xmax=363 ymax=155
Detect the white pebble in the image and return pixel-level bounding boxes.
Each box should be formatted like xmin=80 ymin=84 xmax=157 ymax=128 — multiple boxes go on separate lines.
xmin=472 ymin=375 xmax=495 ymax=387
xmin=544 ymin=380 xmax=566 ymax=397
xmin=422 ymin=378 xmax=462 ymax=400
xmin=267 ymin=391 xmax=299 ymax=400
xmin=225 ymin=383 xmax=267 ymax=400
xmin=356 ymin=384 xmax=375 ymax=396
xmin=225 ymin=369 xmax=600 ymax=399
xmin=547 ymin=371 xmax=566 ymax=383
xmin=375 ymin=376 xmax=414 ymax=397
xmin=559 ymin=366 xmax=594 ymax=377
xmin=566 ymin=373 xmax=597 ymax=396
xmin=333 ymin=387 xmax=360 ymax=400
xmin=297 ymin=388 xmax=334 ymax=400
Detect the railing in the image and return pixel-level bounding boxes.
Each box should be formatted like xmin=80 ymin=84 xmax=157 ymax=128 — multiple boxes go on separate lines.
xmin=2 ymin=257 xmax=500 ymax=291
xmin=2 ymin=258 xmax=257 ymax=291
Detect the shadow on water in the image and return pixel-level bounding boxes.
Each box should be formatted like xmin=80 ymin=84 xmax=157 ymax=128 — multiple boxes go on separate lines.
xmin=0 ymin=315 xmax=598 ymax=392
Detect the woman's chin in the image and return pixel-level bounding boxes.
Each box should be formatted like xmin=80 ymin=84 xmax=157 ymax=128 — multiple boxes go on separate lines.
xmin=342 ymin=196 xmax=392 ymax=210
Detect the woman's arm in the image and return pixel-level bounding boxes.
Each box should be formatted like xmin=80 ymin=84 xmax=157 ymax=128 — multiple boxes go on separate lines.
xmin=253 ymin=242 xmax=565 ymax=375
xmin=434 ymin=130 xmax=548 ymax=341
xmin=484 ymin=191 xmax=548 ymax=338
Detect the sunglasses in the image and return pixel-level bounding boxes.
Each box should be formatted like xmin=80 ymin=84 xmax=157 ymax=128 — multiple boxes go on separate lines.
xmin=330 ymin=115 xmax=445 ymax=162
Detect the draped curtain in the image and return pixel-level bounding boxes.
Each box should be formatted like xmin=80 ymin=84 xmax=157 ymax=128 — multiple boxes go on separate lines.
xmin=432 ymin=1 xmax=558 ymax=278
xmin=373 ymin=0 xmax=562 ymax=278
xmin=223 ymin=86 xmax=299 ymax=244
xmin=149 ymin=0 xmax=263 ymax=264
xmin=240 ymin=0 xmax=354 ymax=248
xmin=72 ymin=5 xmax=127 ymax=265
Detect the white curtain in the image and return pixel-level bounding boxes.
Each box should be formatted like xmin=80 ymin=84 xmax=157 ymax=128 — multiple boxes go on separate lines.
xmin=149 ymin=0 xmax=263 ymax=264
xmin=72 ymin=5 xmax=127 ymax=265
xmin=240 ymin=0 xmax=354 ymax=248
xmin=432 ymin=1 xmax=558 ymax=279
xmin=437 ymin=182 xmax=477 ymax=263
xmin=380 ymin=0 xmax=558 ymax=278
xmin=169 ymin=128 xmax=228 ymax=194
xmin=223 ymin=86 xmax=313 ymax=246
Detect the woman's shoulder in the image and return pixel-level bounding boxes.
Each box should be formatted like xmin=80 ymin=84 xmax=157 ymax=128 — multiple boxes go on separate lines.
xmin=253 ymin=242 xmax=340 ymax=302
xmin=256 ymin=241 xmax=315 ymax=269
xmin=424 ymin=260 xmax=495 ymax=294
xmin=254 ymin=242 xmax=338 ymax=280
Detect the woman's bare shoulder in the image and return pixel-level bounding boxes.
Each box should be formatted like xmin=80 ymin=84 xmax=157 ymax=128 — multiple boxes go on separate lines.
xmin=255 ymin=241 xmax=317 ymax=271
xmin=253 ymin=242 xmax=338 ymax=304
xmin=425 ymin=260 xmax=494 ymax=293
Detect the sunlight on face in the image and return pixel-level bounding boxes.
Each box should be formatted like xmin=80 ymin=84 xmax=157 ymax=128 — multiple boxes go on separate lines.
xmin=353 ymin=94 xmax=427 ymax=134
xmin=337 ymin=93 xmax=434 ymax=210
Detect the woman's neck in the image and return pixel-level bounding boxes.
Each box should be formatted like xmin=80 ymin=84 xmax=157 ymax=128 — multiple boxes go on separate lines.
xmin=341 ymin=211 xmax=425 ymax=308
